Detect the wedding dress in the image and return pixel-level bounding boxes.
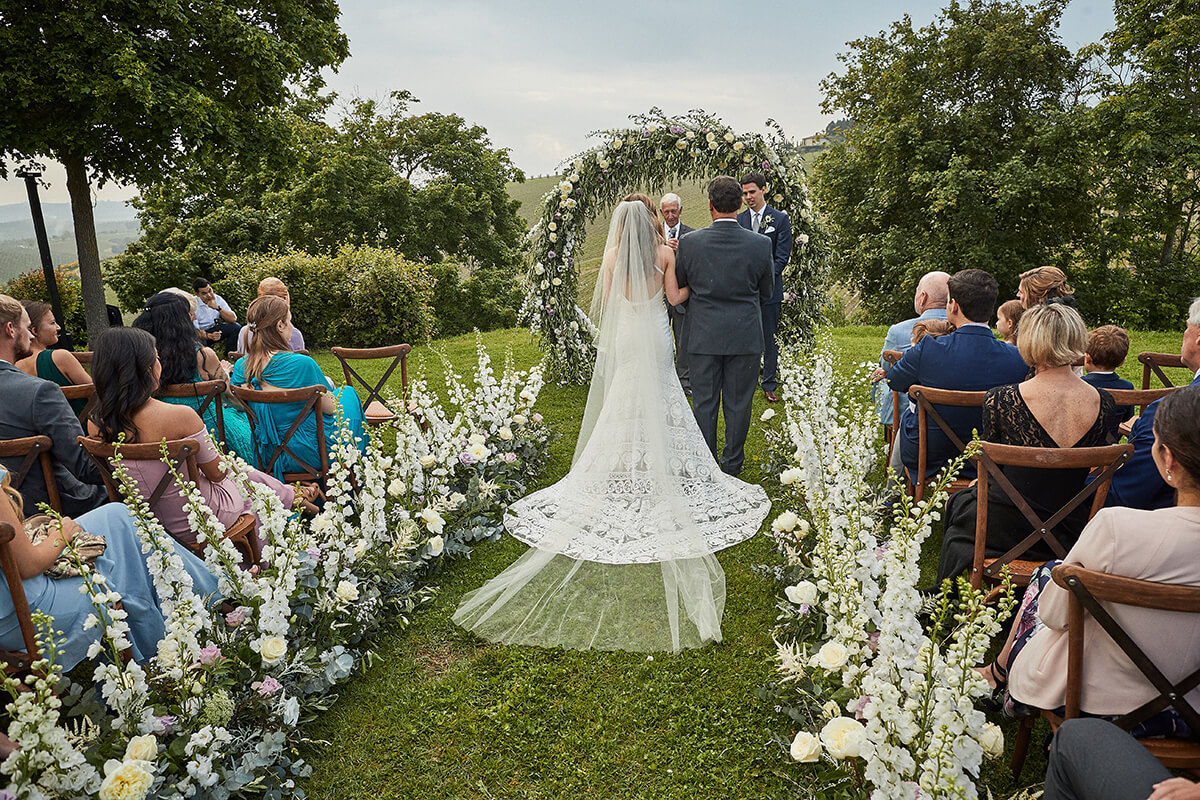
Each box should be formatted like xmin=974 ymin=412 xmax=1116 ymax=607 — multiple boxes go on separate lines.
xmin=453 ymin=201 xmax=770 ymax=652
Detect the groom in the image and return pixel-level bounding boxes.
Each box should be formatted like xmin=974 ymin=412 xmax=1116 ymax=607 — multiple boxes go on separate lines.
xmin=675 ymin=176 xmax=774 ymax=476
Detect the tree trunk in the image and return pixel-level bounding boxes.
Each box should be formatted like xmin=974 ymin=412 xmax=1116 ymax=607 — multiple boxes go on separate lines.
xmin=63 ymin=153 xmax=109 ymax=344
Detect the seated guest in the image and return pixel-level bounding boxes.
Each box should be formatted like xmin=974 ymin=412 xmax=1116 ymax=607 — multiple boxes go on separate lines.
xmin=910 ymin=318 xmax=955 ymax=345
xmin=235 ymin=277 xmax=306 ymax=353
xmin=231 ymin=295 xmax=367 ymax=481
xmin=0 ymin=294 xmax=106 ymax=516
xmin=978 ymin=386 xmax=1200 ymax=734
xmin=193 ymin=278 xmax=241 ymax=353
xmin=1082 ymin=324 xmax=1135 ymax=430
xmin=1044 ymin=719 xmax=1193 ymax=800
xmin=1105 ymin=297 xmax=1200 ymax=510
xmin=871 ymin=271 xmax=950 ymax=427
xmin=0 ymin=465 xmax=219 ymax=670
xmin=884 ymin=269 xmax=1028 ymax=483
xmin=86 ymin=327 xmax=314 ymax=552
xmin=133 ymin=292 xmax=257 ymax=466
xmin=1018 ymin=265 xmax=1075 ymax=309
xmin=14 ymin=301 xmax=92 ymax=417
xmin=935 ymin=303 xmax=1119 ymax=583
xmin=996 ymin=299 xmax=1024 ymax=346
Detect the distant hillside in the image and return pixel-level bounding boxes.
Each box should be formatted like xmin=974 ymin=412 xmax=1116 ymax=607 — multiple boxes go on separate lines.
xmin=0 ymin=201 xmax=141 ymax=284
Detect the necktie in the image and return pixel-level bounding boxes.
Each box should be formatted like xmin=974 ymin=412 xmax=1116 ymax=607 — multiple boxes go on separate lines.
xmin=668 ymin=227 xmax=676 ymax=240
xmin=752 ymin=212 xmax=761 ymax=233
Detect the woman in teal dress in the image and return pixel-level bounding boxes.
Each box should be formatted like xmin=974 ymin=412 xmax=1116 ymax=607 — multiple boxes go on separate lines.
xmin=133 ymin=292 xmax=258 ymax=466
xmin=230 ymin=295 xmax=366 ymax=480
xmin=14 ymin=301 xmax=92 ymax=418
xmin=0 ymin=466 xmax=220 ymax=670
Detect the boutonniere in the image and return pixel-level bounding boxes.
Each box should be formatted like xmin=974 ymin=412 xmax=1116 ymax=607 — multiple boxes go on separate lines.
xmin=760 ymin=214 xmax=775 ymax=234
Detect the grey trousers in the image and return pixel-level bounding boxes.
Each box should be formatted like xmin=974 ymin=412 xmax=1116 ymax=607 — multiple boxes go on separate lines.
xmin=689 ymin=352 xmax=760 ymax=476
xmin=1043 ymin=718 xmax=1171 ymax=800
xmin=669 ymin=304 xmax=690 ymax=395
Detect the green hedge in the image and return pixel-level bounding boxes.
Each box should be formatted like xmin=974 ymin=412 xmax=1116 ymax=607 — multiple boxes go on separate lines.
xmin=1 ymin=266 xmax=89 ymax=347
xmin=218 ymin=246 xmax=437 ymax=348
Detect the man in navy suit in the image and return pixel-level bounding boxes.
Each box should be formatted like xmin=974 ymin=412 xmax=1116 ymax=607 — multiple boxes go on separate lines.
xmin=738 ymin=172 xmax=792 ymax=403
xmin=1105 ymin=298 xmax=1200 ymax=510
xmin=661 ymin=192 xmax=696 ymax=395
xmin=885 ymin=269 xmax=1029 ymax=481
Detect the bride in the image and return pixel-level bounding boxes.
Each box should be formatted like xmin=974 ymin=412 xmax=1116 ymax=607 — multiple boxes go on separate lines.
xmin=453 ymin=200 xmax=770 ymax=652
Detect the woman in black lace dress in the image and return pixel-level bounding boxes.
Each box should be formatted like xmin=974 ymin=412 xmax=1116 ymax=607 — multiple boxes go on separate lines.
xmin=935 ymin=302 xmax=1119 ymax=583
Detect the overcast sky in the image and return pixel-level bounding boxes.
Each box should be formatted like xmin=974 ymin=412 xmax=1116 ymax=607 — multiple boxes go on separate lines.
xmin=0 ymin=0 xmax=1115 ymax=208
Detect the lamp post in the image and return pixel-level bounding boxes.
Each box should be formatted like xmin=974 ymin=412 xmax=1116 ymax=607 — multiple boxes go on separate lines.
xmin=15 ymin=168 xmax=73 ymax=350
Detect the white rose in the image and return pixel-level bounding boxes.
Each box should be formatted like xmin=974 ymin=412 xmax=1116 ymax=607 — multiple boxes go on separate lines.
xmin=565 ymin=198 xmax=576 ymax=209
xmin=611 ymin=139 xmax=622 ymax=150
xmin=723 ymin=132 xmax=734 ymax=142
xmin=99 ymin=758 xmax=153 ymax=800
xmin=497 ymin=426 xmax=514 ymax=441
xmin=784 ymin=581 xmax=818 ymax=606
xmin=549 ymin=232 xmax=557 ymax=242
xmin=568 ymin=173 xmax=580 ymax=183
xmin=335 ymin=580 xmax=359 ymax=603
xmin=534 ymin=264 xmax=545 ymax=275
xmin=512 ymin=414 xmax=527 ymax=425
xmin=980 ymin=722 xmax=1004 ymax=759
xmin=820 ymin=717 xmax=866 ymax=759
xmin=760 ymin=408 xmax=776 ymax=421
xmin=797 ymin=233 xmax=810 ymax=245
xmin=812 ymin=640 xmax=849 ymax=671
xmin=427 ymin=535 xmax=445 ymax=557
xmin=124 ymin=734 xmax=157 ymax=763
xmin=706 ymin=131 xmax=716 ymax=142
xmin=548 ymin=221 xmax=557 ymax=231
xmin=388 ymin=478 xmax=406 ymax=497
xmin=469 ymin=432 xmax=488 ymax=446
xmin=795 ymin=518 xmax=811 ymax=536
xmin=260 ymin=636 xmax=287 ymax=665
xmin=686 ymin=130 xmax=695 ymax=139
xmin=772 ymin=510 xmax=800 ymax=533
xmin=780 ymin=467 xmax=804 ymax=485
xmin=551 ymin=277 xmax=562 ymax=286
xmin=418 ymin=507 xmax=446 ymax=535
xmin=468 ymin=442 xmax=490 ymax=461
xmin=733 ymin=141 xmax=744 ymax=151
xmin=419 ymin=454 xmax=437 ymax=469
xmin=774 ymin=193 xmax=784 ymax=203
xmin=789 ymin=731 xmax=821 ymax=763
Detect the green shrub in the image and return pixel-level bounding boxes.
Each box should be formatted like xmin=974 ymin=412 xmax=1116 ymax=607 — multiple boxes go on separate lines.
xmin=427 ymin=261 xmax=521 ymax=337
xmin=218 ymin=245 xmax=437 ymax=348
xmin=1 ymin=265 xmax=88 ymax=346
xmin=105 ymin=246 xmax=198 ymax=312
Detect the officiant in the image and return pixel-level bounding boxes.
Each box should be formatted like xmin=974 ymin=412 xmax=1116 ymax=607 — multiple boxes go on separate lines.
xmin=661 ymin=192 xmax=695 ymax=396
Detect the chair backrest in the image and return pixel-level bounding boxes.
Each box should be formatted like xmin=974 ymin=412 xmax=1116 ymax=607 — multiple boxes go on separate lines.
xmin=77 ymin=436 xmax=203 ymax=508
xmin=330 ymin=344 xmax=411 ymax=407
xmin=1106 ymin=386 xmax=1180 ymax=419
xmin=0 ymin=436 xmax=61 ymax=514
xmin=908 ymin=385 xmax=988 ymax=502
xmin=60 ymin=383 xmax=96 ymax=426
xmin=161 ymin=380 xmax=227 ymax=445
xmin=971 ymin=441 xmax=1133 ymax=587
xmin=1138 ymin=351 xmax=1188 ymax=390
xmin=0 ymin=521 xmax=40 ymax=676
xmin=881 ymin=349 xmax=904 ymax=457
xmin=72 ymin=351 xmax=93 ymax=370
xmin=1052 ymin=563 xmax=1200 ymax=738
xmin=228 ymin=384 xmax=329 ymax=484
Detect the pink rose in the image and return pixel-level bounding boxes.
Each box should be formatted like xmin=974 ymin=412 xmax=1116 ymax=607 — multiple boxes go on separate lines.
xmin=197 ymin=645 xmax=223 ymax=666
xmin=502 ymin=452 xmax=517 ymax=463
xmin=531 ymin=413 xmax=543 ymax=423
xmin=225 ymin=607 xmax=248 ymax=627
xmin=252 ymin=676 xmax=283 ymax=696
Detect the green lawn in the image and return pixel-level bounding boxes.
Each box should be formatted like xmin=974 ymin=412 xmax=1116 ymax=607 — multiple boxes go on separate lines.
xmin=300 ymin=324 xmax=1187 ymax=800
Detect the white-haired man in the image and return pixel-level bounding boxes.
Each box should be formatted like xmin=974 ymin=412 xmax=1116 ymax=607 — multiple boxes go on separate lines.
xmin=871 ymin=271 xmax=951 ymax=426
xmin=661 ymin=192 xmax=695 ymax=395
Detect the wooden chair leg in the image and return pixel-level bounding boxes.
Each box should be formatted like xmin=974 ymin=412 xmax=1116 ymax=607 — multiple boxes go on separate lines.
xmin=1010 ymin=715 xmax=1034 ymax=778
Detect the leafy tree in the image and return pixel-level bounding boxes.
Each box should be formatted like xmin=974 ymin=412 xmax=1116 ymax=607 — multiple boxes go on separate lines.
xmin=0 ymin=0 xmax=348 ymax=341
xmin=813 ymin=0 xmax=1098 ymax=320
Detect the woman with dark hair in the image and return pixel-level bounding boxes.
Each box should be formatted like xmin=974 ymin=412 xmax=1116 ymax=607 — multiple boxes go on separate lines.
xmin=230 ymin=295 xmax=366 ymax=480
xmin=979 ymin=385 xmax=1200 ymax=732
xmin=14 ymin=300 xmax=91 ymax=416
xmin=133 ymin=291 xmax=255 ymax=465
xmin=86 ymin=328 xmax=310 ymax=553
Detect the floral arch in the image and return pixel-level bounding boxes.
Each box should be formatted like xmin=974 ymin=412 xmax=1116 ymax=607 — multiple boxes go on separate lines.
xmin=519 ymin=109 xmax=827 ymax=384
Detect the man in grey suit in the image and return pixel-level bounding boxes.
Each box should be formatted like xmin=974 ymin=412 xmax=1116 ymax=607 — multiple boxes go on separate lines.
xmin=674 ymin=177 xmax=774 ymax=476
xmin=0 ymin=294 xmax=107 ymax=516
xmin=661 ymin=192 xmax=695 ymax=395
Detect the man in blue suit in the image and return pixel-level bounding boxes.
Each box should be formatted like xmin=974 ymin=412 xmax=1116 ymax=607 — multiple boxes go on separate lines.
xmin=738 ymin=172 xmax=792 ymax=403
xmin=1105 ymin=298 xmax=1200 ymax=510
xmin=885 ymin=269 xmax=1029 ymax=481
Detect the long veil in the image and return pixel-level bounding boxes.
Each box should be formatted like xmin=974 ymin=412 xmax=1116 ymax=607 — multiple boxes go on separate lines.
xmin=453 ymin=202 xmax=769 ymax=652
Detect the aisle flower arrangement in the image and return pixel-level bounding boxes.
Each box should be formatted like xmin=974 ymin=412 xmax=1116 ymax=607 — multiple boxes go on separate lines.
xmin=0 ymin=343 xmax=553 ymax=800
xmin=759 ymin=338 xmax=1015 ymax=799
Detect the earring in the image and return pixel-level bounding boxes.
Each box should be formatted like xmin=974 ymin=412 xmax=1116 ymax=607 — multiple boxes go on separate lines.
xmin=1167 ymin=468 xmax=1174 ymax=481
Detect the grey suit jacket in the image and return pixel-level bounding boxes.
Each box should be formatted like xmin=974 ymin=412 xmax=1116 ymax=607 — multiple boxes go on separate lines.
xmin=0 ymin=361 xmax=106 ymax=516
xmin=674 ymin=220 xmax=773 ymax=355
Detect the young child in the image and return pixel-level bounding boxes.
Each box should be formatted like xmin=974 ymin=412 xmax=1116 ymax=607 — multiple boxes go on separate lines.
xmin=911 ymin=319 xmax=956 ymax=345
xmin=1082 ymin=324 xmax=1135 ymax=424
xmin=996 ymin=299 xmax=1024 ymax=345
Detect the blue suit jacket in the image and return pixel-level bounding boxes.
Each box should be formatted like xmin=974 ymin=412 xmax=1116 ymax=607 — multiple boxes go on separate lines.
xmin=737 ymin=205 xmax=792 ymax=304
xmin=887 ymin=325 xmax=1029 ymax=478
xmin=1105 ymin=372 xmax=1200 ymax=510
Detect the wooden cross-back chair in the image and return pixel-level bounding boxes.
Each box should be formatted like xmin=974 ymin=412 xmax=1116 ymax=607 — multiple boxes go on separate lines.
xmin=71 ymin=351 xmax=92 ymax=371
xmin=161 ymin=380 xmax=227 ymax=446
xmin=970 ymin=441 xmax=1133 ymax=594
xmin=907 ymin=385 xmax=987 ymax=503
xmin=1138 ymin=351 xmax=1189 ymax=390
xmin=0 ymin=436 xmax=62 ymax=514
xmin=1106 ymin=387 xmax=1180 ymax=439
xmin=60 ymin=383 xmax=96 ymax=427
xmin=228 ymin=384 xmax=330 ymax=486
xmin=330 ymin=344 xmax=412 ymax=425
xmin=1010 ymin=564 xmax=1200 ymax=778
xmin=0 ymin=521 xmax=41 ymax=677
xmin=77 ymin=436 xmax=260 ymax=565
xmin=881 ymin=349 xmax=903 ymax=460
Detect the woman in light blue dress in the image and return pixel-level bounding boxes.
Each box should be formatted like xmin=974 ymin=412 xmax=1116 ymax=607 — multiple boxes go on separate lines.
xmin=0 ymin=468 xmax=220 ymax=670
xmin=230 ymin=295 xmax=366 ymax=481
xmin=133 ymin=291 xmax=258 ymax=466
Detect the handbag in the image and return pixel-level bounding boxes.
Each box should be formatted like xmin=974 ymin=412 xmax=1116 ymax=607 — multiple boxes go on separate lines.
xmin=24 ymin=515 xmax=107 ymax=579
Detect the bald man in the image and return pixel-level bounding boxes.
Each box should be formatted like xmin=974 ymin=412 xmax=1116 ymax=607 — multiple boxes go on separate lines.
xmin=871 ymin=271 xmax=951 ymax=426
